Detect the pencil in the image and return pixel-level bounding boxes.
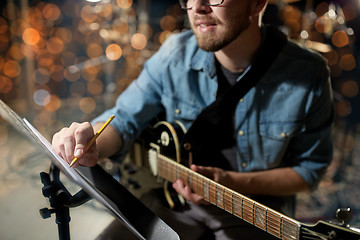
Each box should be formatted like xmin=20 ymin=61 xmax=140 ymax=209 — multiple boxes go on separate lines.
xmin=69 ymin=114 xmax=115 ymax=168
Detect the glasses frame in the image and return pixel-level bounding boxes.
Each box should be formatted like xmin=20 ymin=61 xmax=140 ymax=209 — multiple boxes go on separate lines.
xmin=179 ymin=0 xmax=225 ymax=10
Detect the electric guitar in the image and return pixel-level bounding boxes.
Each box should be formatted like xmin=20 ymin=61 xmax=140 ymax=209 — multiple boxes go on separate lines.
xmin=144 ymin=121 xmax=360 ymax=240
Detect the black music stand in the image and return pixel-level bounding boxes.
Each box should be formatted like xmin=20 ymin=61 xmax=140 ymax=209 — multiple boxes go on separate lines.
xmin=0 ymin=100 xmax=179 ymax=240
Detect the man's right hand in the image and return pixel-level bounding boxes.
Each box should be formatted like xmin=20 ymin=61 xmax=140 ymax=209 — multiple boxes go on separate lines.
xmin=52 ymin=122 xmax=99 ymax=168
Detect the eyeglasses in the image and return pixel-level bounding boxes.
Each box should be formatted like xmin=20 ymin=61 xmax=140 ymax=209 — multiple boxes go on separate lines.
xmin=179 ymin=0 xmax=225 ymax=10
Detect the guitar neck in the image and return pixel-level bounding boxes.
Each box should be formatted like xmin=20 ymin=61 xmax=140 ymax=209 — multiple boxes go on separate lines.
xmin=157 ymin=153 xmax=301 ymax=240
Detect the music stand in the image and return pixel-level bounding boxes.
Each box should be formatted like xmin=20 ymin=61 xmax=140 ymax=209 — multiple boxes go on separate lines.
xmin=0 ymin=99 xmax=179 ymax=240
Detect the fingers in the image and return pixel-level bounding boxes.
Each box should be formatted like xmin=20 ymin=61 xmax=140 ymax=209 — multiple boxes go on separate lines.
xmin=52 ymin=122 xmax=98 ymax=167
xmin=73 ymin=122 xmax=94 ymax=157
xmin=172 ymin=179 xmax=206 ymax=205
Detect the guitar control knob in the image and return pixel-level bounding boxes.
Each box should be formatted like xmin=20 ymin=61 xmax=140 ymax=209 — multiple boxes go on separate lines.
xmin=336 ymin=208 xmax=352 ymax=226
xmin=183 ymin=142 xmax=191 ymax=151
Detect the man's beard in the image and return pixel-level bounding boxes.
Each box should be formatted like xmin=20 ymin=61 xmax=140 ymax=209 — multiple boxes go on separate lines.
xmin=191 ymin=16 xmax=251 ymax=52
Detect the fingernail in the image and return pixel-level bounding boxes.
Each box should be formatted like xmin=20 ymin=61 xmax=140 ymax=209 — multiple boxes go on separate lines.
xmin=74 ymin=149 xmax=82 ymax=157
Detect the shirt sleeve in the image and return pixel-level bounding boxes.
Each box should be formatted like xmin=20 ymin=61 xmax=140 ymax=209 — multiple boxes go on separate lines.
xmin=289 ymin=62 xmax=334 ymax=191
xmin=91 ymin=37 xmax=178 ymax=159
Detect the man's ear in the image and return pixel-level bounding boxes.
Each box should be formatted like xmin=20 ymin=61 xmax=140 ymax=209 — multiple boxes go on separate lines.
xmin=253 ymin=0 xmax=268 ymax=16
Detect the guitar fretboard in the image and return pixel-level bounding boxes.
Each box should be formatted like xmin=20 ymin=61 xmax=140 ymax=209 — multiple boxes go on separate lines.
xmin=157 ymin=153 xmax=301 ymax=240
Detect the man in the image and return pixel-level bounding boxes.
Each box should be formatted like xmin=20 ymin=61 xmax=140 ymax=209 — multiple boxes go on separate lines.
xmin=52 ymin=0 xmax=334 ymax=239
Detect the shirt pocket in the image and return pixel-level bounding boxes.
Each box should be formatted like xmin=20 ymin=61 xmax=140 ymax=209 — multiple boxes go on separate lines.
xmin=162 ymin=95 xmax=202 ymax=128
xmin=258 ymin=121 xmax=302 ymax=168
xmin=259 ymin=121 xmax=301 ymax=141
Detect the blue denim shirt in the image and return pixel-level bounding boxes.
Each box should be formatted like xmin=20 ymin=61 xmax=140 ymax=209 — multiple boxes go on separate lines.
xmin=93 ymin=29 xmax=334 ymax=191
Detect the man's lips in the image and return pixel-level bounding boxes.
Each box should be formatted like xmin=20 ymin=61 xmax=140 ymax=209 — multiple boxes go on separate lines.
xmin=195 ymin=20 xmax=217 ymax=32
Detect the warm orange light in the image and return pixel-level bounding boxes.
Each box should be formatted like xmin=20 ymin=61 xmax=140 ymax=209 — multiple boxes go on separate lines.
xmin=159 ymin=31 xmax=173 ymax=44
xmin=99 ymin=3 xmax=113 ymax=18
xmin=314 ymin=16 xmax=333 ymax=34
xmin=0 ymin=17 xmax=8 ymax=34
xmin=0 ymin=75 xmax=13 ymax=93
xmin=55 ymin=28 xmax=73 ymax=44
xmin=43 ymin=3 xmax=61 ymax=21
xmin=341 ymin=80 xmax=358 ymax=98
xmin=342 ymin=3 xmax=357 ymax=21
xmin=79 ymin=97 xmax=96 ymax=114
xmin=3 ymin=60 xmax=21 ymax=78
xmin=323 ymin=50 xmax=338 ymax=66
xmin=50 ymin=65 xmax=65 ymax=82
xmin=83 ymin=61 xmax=101 ymax=76
xmin=160 ymin=15 xmax=177 ymax=31
xmin=315 ymin=2 xmax=329 ymax=17
xmin=332 ymin=31 xmax=349 ymax=48
xmin=81 ymin=5 xmax=97 ymax=23
xmin=116 ymin=0 xmax=133 ymax=9
xmin=22 ymin=28 xmax=40 ymax=45
xmin=131 ymin=33 xmax=147 ymax=50
xmin=106 ymin=44 xmax=122 ymax=60
xmin=8 ymin=43 xmax=24 ymax=61
xmin=88 ymin=80 xmax=104 ymax=95
xmin=47 ymin=37 xmax=64 ymax=54
xmin=86 ymin=43 xmax=103 ymax=58
xmin=21 ymin=44 xmax=39 ymax=58
xmin=339 ymin=54 xmax=356 ymax=71
xmin=113 ymin=19 xmax=129 ymax=34
xmin=45 ymin=95 xmax=62 ymax=112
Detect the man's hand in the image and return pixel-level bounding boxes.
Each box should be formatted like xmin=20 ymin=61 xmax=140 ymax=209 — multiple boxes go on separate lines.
xmin=52 ymin=122 xmax=98 ymax=168
xmin=172 ymin=164 xmax=230 ymax=205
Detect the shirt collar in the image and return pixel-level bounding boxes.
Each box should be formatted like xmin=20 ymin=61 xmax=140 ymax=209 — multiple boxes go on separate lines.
xmin=190 ymin=46 xmax=217 ymax=78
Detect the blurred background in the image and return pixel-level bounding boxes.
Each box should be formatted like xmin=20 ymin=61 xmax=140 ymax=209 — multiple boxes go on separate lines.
xmin=0 ymin=0 xmax=359 ymax=239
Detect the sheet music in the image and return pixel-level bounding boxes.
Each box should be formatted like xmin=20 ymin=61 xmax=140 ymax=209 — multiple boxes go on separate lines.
xmin=0 ymin=99 xmax=179 ymax=240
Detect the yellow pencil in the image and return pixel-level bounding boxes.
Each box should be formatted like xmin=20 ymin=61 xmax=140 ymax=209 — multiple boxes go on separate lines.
xmin=69 ymin=114 xmax=115 ymax=168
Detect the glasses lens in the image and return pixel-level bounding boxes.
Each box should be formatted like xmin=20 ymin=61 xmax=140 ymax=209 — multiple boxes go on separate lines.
xmin=179 ymin=0 xmax=224 ymax=9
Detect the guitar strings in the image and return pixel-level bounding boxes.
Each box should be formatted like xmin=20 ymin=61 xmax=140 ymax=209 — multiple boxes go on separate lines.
xmin=157 ymin=156 xmax=300 ymax=239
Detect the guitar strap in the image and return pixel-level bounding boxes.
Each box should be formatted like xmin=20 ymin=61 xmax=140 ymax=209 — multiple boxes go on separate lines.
xmin=181 ymin=25 xmax=288 ymax=168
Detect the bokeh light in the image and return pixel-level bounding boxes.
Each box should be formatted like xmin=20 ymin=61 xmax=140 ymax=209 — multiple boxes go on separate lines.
xmin=339 ymin=53 xmax=356 ymax=71
xmin=131 ymin=33 xmax=147 ymax=50
xmin=79 ymin=97 xmax=96 ymax=114
xmin=116 ymin=0 xmax=133 ymax=9
xmin=22 ymin=28 xmax=40 ymax=45
xmin=33 ymin=89 xmax=51 ymax=106
xmin=332 ymin=30 xmax=349 ymax=48
xmin=3 ymin=60 xmax=21 ymax=78
xmin=106 ymin=44 xmax=122 ymax=61
xmin=0 ymin=76 xmax=13 ymax=93
xmin=43 ymin=3 xmax=61 ymax=21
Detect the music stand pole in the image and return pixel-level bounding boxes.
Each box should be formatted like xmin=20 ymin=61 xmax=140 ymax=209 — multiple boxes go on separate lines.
xmin=39 ymin=164 xmax=92 ymax=240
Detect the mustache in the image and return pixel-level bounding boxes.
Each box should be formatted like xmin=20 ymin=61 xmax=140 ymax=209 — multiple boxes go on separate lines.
xmin=193 ymin=15 xmax=219 ymax=24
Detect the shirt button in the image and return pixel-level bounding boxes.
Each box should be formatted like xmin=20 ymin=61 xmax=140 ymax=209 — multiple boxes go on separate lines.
xmin=241 ymin=162 xmax=247 ymax=168
xmin=281 ymin=132 xmax=287 ymax=138
xmin=239 ymin=130 xmax=245 ymax=136
xmin=239 ymin=98 xmax=244 ymax=103
xmin=175 ymin=109 xmax=181 ymax=114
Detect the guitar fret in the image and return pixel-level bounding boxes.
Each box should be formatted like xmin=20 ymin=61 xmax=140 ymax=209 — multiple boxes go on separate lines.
xmin=155 ymin=154 xmax=301 ymax=240
xmin=242 ymin=198 xmax=254 ymax=224
xmin=187 ymin=169 xmax=192 ymax=187
xmin=209 ymin=181 xmax=217 ymax=204
xmin=203 ymin=180 xmax=210 ymax=201
xmin=223 ymin=189 xmax=233 ymax=213
xmin=197 ymin=176 xmax=203 ymax=197
xmin=233 ymin=194 xmax=243 ymax=219
xmin=216 ymin=187 xmax=224 ymax=208
xmin=266 ymin=211 xmax=281 ymax=238
xmin=254 ymin=204 xmax=267 ymax=230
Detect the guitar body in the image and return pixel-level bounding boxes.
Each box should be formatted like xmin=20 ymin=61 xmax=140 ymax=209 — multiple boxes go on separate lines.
xmin=144 ymin=121 xmax=360 ymax=240
xmin=148 ymin=121 xmax=188 ymax=209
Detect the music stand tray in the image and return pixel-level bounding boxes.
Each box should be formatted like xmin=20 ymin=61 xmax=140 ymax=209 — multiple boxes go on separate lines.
xmin=0 ymin=99 xmax=179 ymax=240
